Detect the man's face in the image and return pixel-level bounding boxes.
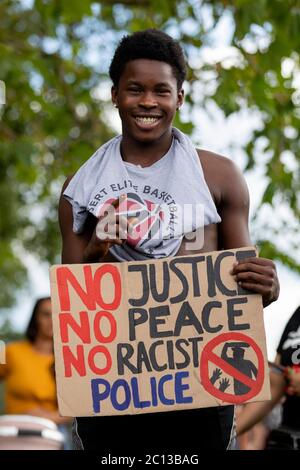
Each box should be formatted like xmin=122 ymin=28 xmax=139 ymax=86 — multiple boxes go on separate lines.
xmin=111 ymin=59 xmax=184 ymax=144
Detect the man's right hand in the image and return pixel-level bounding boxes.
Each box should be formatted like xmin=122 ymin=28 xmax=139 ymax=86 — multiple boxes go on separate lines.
xmin=83 ymin=194 xmax=136 ymax=262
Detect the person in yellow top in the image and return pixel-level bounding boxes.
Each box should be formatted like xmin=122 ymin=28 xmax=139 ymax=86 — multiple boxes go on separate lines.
xmin=0 ymin=297 xmax=68 ymax=426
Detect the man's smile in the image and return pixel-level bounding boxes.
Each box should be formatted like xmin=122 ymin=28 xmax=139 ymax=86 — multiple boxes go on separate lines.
xmin=133 ymin=115 xmax=162 ymax=129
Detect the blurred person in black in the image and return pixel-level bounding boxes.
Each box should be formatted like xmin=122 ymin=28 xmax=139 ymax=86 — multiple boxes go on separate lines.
xmin=237 ymin=306 xmax=300 ymax=449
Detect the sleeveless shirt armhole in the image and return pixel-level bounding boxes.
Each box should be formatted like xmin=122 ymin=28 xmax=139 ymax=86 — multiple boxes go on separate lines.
xmin=195 ymin=153 xmax=222 ymax=225
xmin=173 ymin=129 xmax=222 ymax=225
xmin=61 ymin=140 xmax=117 ymax=235
xmin=63 ymin=192 xmax=88 ymax=234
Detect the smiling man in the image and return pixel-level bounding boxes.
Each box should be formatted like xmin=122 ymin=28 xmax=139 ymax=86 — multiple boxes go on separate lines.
xmin=59 ymin=29 xmax=279 ymax=451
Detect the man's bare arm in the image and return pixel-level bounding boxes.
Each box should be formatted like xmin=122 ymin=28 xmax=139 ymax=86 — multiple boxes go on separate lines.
xmin=216 ymin=158 xmax=251 ymax=250
xmin=59 ymin=176 xmax=95 ymax=264
xmin=200 ymin=152 xmax=279 ymax=307
xmin=236 ymin=369 xmax=286 ymax=435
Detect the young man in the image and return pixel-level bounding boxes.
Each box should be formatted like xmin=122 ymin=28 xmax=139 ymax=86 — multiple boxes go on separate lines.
xmin=59 ymin=29 xmax=279 ymax=451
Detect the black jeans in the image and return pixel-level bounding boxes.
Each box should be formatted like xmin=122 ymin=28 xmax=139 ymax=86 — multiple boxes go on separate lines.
xmin=73 ymin=406 xmax=235 ymax=451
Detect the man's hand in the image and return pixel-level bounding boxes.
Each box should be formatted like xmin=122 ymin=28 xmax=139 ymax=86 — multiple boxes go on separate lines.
xmin=231 ymin=257 xmax=279 ymax=308
xmin=83 ymin=194 xmax=137 ymax=262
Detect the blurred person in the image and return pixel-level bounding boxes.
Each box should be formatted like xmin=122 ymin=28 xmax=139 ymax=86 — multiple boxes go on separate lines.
xmin=0 ymin=297 xmax=71 ymax=447
xmin=235 ymin=405 xmax=268 ymax=450
xmin=237 ymin=306 xmax=300 ymax=450
xmin=236 ymin=399 xmax=282 ymax=450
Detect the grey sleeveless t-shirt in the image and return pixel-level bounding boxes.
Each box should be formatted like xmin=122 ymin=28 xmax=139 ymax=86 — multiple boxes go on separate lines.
xmin=63 ymin=128 xmax=221 ymax=261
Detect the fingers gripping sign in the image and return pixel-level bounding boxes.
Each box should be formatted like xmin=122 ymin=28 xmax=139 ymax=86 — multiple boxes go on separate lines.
xmin=231 ymin=257 xmax=279 ymax=308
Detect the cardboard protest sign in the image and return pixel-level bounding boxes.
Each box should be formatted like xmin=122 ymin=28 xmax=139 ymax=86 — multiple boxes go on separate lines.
xmin=50 ymin=246 xmax=270 ymax=417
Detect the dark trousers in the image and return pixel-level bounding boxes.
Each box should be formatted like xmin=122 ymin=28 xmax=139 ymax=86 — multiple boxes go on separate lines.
xmin=73 ymin=406 xmax=235 ymax=451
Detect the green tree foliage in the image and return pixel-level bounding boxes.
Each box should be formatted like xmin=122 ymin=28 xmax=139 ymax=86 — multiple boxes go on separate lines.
xmin=0 ymin=0 xmax=299 ymax=309
xmin=0 ymin=318 xmax=23 ymax=342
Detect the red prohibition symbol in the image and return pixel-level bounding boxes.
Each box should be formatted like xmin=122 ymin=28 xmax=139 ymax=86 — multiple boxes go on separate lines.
xmin=200 ymin=332 xmax=265 ymax=404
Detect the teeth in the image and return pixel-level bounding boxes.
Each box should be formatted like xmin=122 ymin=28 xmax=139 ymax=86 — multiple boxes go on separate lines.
xmin=135 ymin=117 xmax=159 ymax=125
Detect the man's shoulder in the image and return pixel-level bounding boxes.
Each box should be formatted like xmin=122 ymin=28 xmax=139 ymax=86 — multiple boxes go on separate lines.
xmin=61 ymin=173 xmax=75 ymax=193
xmin=196 ymin=148 xmax=238 ymax=174
xmin=196 ymin=149 xmax=245 ymax=205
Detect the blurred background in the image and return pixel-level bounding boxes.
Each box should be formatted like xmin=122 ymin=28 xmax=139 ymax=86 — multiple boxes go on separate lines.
xmin=0 ymin=0 xmax=300 ymax=415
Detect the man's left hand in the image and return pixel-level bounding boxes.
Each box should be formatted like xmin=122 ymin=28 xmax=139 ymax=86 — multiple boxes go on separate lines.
xmin=231 ymin=257 xmax=279 ymax=308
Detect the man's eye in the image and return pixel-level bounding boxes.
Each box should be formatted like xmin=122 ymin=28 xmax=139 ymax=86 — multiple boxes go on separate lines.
xmin=157 ymin=90 xmax=170 ymax=95
xmin=128 ymin=88 xmax=141 ymax=93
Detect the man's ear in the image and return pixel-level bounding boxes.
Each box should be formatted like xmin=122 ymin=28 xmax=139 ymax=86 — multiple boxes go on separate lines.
xmin=177 ymin=88 xmax=184 ymax=109
xmin=111 ymin=86 xmax=118 ymax=107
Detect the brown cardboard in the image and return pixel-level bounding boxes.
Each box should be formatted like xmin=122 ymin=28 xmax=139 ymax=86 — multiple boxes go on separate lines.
xmin=50 ymin=246 xmax=270 ymax=417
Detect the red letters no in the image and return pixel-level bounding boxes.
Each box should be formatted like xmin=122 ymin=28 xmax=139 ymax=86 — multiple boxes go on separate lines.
xmin=88 ymin=346 xmax=112 ymax=375
xmin=63 ymin=345 xmax=86 ymax=377
xmin=57 ymin=266 xmax=96 ymax=311
xmin=59 ymin=311 xmax=91 ymax=344
xmin=94 ymin=311 xmax=117 ymax=343
xmin=56 ymin=264 xmax=121 ymax=311
xmin=93 ymin=265 xmax=121 ymax=310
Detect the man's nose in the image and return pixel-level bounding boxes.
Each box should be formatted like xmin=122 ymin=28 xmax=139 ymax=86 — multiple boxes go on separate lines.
xmin=139 ymin=92 xmax=157 ymax=108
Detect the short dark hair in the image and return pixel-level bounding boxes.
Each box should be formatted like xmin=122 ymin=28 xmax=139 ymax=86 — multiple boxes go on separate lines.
xmin=25 ymin=297 xmax=51 ymax=343
xmin=109 ymin=29 xmax=187 ymax=89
